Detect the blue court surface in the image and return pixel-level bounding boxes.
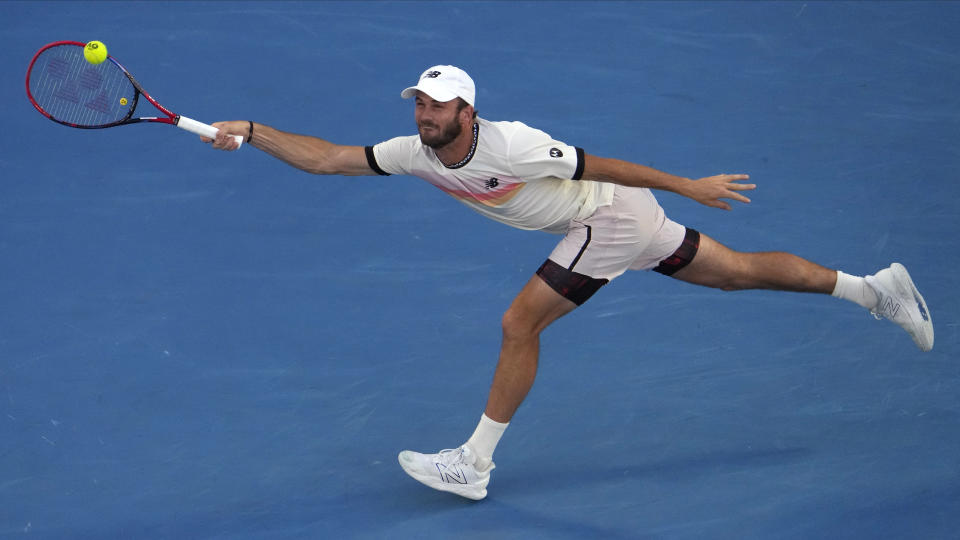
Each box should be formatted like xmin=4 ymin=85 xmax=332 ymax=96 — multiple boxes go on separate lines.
xmin=2 ymin=2 xmax=959 ymax=538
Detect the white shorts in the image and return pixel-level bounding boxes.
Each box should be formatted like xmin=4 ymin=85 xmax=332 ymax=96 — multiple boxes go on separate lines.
xmin=547 ymin=185 xmax=688 ymax=281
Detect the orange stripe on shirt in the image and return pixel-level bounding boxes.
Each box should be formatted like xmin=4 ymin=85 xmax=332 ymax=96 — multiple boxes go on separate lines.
xmin=435 ymin=182 xmax=527 ymax=207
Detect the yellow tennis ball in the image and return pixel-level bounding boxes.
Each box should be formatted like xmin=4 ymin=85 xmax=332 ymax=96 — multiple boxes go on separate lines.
xmin=84 ymin=41 xmax=108 ymax=64
xmin=119 ymin=97 xmax=128 ymax=106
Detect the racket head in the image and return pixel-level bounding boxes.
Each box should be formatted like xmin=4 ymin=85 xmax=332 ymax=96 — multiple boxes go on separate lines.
xmin=26 ymin=41 xmax=145 ymax=129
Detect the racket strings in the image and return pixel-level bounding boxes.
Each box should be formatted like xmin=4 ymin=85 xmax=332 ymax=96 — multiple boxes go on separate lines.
xmin=28 ymin=45 xmax=135 ymax=127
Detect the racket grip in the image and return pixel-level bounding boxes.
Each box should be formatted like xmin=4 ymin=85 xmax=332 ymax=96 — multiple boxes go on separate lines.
xmin=175 ymin=115 xmax=244 ymax=148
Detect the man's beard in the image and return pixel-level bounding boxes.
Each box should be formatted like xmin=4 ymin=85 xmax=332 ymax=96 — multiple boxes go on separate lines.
xmin=418 ymin=116 xmax=463 ymax=149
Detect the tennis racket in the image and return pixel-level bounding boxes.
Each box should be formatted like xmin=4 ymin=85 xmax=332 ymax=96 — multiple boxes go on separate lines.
xmin=25 ymin=41 xmax=242 ymax=146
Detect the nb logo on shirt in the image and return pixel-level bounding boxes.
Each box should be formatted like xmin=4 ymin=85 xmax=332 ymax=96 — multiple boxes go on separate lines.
xmin=549 ymin=148 xmax=563 ymax=158
xmin=485 ymin=178 xmax=500 ymax=189
xmin=424 ymin=71 xmax=442 ymax=79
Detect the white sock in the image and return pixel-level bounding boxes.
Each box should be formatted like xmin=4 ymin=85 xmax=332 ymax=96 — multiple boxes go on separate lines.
xmin=832 ymin=270 xmax=878 ymax=310
xmin=465 ymin=414 xmax=508 ymax=470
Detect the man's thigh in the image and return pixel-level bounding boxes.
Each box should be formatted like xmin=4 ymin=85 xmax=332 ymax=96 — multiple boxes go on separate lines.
xmin=669 ymin=233 xmax=745 ymax=289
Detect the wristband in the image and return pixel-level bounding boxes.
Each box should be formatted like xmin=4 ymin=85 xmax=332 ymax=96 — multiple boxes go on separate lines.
xmin=247 ymin=121 xmax=254 ymax=143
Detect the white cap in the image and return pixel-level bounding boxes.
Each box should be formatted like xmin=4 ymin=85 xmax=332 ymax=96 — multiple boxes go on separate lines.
xmin=400 ymin=65 xmax=475 ymax=107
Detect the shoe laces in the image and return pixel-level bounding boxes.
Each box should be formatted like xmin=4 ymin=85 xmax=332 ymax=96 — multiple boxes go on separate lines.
xmin=435 ymin=447 xmax=471 ymax=467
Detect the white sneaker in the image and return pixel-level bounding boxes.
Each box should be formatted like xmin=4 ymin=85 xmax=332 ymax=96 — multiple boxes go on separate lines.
xmin=398 ymin=445 xmax=494 ymax=500
xmin=865 ymin=263 xmax=934 ymax=351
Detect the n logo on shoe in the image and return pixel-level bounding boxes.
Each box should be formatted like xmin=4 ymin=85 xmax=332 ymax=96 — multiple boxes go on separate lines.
xmin=436 ymin=463 xmax=467 ymax=484
xmin=880 ymin=297 xmax=901 ymax=318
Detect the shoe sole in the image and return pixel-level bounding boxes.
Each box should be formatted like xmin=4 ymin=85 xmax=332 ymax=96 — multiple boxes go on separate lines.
xmin=890 ymin=263 xmax=934 ymax=351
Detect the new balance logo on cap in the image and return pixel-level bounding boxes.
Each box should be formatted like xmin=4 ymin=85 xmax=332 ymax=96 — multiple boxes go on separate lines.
xmin=400 ymin=65 xmax=476 ymax=107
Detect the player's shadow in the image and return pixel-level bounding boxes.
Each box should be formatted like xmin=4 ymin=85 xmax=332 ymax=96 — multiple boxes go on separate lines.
xmin=385 ymin=491 xmax=651 ymax=540
xmin=494 ymin=445 xmax=812 ymax=496
xmin=378 ymin=446 xmax=813 ymax=539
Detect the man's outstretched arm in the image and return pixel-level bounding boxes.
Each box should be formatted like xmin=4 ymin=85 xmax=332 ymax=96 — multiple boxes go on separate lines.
xmin=581 ymin=154 xmax=756 ymax=210
xmin=205 ymin=120 xmax=375 ymax=176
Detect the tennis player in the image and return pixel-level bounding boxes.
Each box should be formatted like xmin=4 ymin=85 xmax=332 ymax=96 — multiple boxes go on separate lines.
xmin=205 ymin=65 xmax=934 ymax=501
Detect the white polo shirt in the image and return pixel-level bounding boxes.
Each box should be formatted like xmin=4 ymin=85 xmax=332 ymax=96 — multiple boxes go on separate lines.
xmin=366 ymin=118 xmax=614 ymax=234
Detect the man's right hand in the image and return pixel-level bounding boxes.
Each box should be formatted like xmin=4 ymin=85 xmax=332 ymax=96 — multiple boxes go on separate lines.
xmin=202 ymin=121 xmax=249 ymax=151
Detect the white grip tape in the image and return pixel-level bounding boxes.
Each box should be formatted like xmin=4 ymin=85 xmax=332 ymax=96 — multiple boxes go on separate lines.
xmin=176 ymin=115 xmax=244 ymax=149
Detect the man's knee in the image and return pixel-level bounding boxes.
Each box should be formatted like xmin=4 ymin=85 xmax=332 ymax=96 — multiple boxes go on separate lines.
xmin=501 ymin=268 xmax=587 ymax=341
xmin=501 ymin=306 xmax=537 ymax=342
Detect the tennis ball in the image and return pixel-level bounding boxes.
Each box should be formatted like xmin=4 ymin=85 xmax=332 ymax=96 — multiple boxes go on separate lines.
xmin=84 ymin=41 xmax=108 ymax=64
xmin=119 ymin=97 xmax=128 ymax=106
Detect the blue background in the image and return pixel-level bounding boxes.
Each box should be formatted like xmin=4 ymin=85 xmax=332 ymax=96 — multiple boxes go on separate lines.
xmin=2 ymin=2 xmax=958 ymax=538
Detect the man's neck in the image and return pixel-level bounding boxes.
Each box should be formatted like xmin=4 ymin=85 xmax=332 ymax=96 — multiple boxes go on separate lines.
xmin=434 ymin=122 xmax=478 ymax=167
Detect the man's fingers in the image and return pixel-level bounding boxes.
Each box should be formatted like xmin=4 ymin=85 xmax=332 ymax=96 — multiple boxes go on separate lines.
xmin=696 ymin=174 xmax=755 ymax=209
xmin=201 ymin=122 xmax=245 ymax=150
xmin=729 ymin=191 xmax=752 ymax=204
xmin=205 ymin=130 xmax=239 ymax=151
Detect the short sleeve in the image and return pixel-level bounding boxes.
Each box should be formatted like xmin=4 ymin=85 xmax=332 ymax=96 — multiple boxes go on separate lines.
xmin=506 ymin=124 xmax=585 ymax=181
xmin=369 ymin=135 xmax=420 ymax=176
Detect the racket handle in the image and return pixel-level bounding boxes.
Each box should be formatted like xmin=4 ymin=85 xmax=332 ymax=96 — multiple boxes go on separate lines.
xmin=175 ymin=115 xmax=244 ymax=148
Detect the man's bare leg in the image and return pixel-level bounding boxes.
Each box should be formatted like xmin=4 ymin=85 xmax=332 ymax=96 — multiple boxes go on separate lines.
xmin=484 ymin=274 xmax=578 ymax=423
xmin=670 ymin=233 xmax=837 ymax=293
xmin=670 ymin=233 xmax=932 ymax=351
